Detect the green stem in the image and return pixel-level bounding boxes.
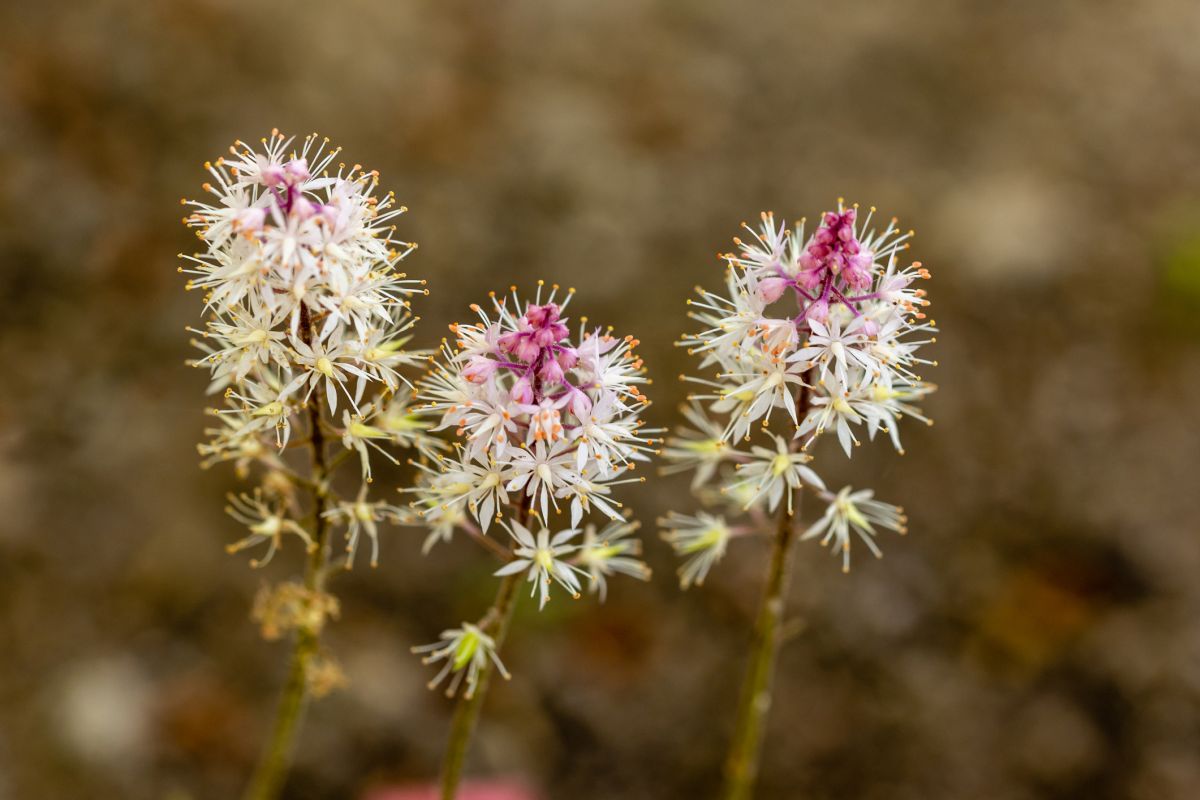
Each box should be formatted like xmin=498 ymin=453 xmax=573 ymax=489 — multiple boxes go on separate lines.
xmin=244 ymin=626 xmax=320 ymax=800
xmin=438 ymin=502 xmax=530 ymax=799
xmin=719 ymin=499 xmax=799 ymax=800
xmin=244 ymin=306 xmax=333 ymax=800
xmin=720 ymin=384 xmax=810 ymax=800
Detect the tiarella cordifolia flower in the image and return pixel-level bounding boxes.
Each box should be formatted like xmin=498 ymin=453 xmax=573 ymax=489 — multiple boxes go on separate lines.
xmin=725 ymin=434 xmax=825 ymax=515
xmin=181 ymin=130 xmax=430 ymax=569
xmin=802 ymin=486 xmax=907 ymax=573
xmin=664 ymin=201 xmax=938 ymax=800
xmin=180 ymin=132 xmax=430 ymax=795
xmin=415 ymin=496 xmax=470 ymax=555
xmin=405 ymin=285 xmax=657 ymax=792
xmin=224 ymin=489 xmax=315 ymax=567
xmin=661 ymin=401 xmax=733 ymax=489
xmin=665 ymin=200 xmax=936 ymax=572
xmin=406 ymin=283 xmax=657 ymax=559
xmin=494 ymin=520 xmax=588 ymax=610
xmin=659 ymin=511 xmax=732 ymax=589
xmin=411 ymin=624 xmax=510 ymax=699
xmin=322 ymin=485 xmax=410 ymax=568
xmin=574 ymin=518 xmax=651 ymax=602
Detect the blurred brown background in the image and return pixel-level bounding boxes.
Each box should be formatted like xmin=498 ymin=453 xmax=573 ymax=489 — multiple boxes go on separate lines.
xmin=3 ymin=1 xmax=1200 ymax=798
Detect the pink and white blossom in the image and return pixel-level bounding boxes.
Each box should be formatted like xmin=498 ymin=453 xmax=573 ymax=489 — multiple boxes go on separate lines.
xmin=665 ymin=201 xmax=936 ymax=573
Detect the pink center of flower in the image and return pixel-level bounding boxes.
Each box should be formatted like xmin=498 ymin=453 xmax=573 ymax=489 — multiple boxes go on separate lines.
xmin=753 ymin=207 xmax=885 ymax=334
xmin=489 ymin=303 xmax=585 ymax=408
xmin=261 ymin=157 xmax=336 ymax=223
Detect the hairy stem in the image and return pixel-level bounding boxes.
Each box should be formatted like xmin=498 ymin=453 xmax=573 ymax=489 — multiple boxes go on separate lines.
xmin=439 ymin=501 xmax=530 ymax=800
xmin=720 ymin=385 xmax=810 ymax=800
xmin=244 ymin=305 xmax=334 ymax=800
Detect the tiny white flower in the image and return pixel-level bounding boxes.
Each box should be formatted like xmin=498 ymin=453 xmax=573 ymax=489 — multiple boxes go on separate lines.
xmin=286 ymin=332 xmax=369 ymax=414
xmin=225 ymin=489 xmax=314 ymax=567
xmin=417 ymin=502 xmax=469 ymax=555
xmin=726 ymin=434 xmax=825 ymax=514
xmin=660 ymin=401 xmax=731 ymax=489
xmin=322 ymin=485 xmax=407 ymax=568
xmin=406 ymin=453 xmax=512 ymax=534
xmin=504 ymin=440 xmax=576 ymax=521
xmin=575 ymin=519 xmax=651 ymax=602
xmin=339 ymin=407 xmax=400 ymax=483
xmin=802 ymin=486 xmax=907 ymax=572
xmin=411 ymin=623 xmax=510 ymax=698
xmin=659 ymin=511 xmax=732 ymax=589
xmin=494 ymin=520 xmax=588 ymax=609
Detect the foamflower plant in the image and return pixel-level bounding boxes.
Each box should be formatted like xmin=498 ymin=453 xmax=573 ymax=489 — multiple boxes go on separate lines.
xmin=662 ymin=201 xmax=937 ymax=799
xmin=180 ymin=131 xmax=436 ymax=800
xmin=403 ymin=283 xmax=657 ymax=798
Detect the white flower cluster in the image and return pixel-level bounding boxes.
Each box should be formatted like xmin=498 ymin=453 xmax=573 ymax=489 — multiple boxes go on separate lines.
xmin=663 ymin=201 xmax=935 ymax=577
xmin=409 ymin=285 xmax=655 ymax=687
xmin=181 ymin=131 xmax=432 ymax=568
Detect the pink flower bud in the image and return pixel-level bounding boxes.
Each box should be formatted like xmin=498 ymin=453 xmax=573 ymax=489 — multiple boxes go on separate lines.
xmin=555 ymin=347 xmax=579 ymax=370
xmin=511 ymin=375 xmax=534 ymax=405
xmin=757 ymin=276 xmax=790 ymax=304
xmin=524 ymin=303 xmax=559 ymax=328
xmin=538 ymin=358 xmax=565 ymax=386
xmin=283 ymin=158 xmax=311 ymax=185
xmin=805 ymin=298 xmax=830 ymax=324
xmin=500 ymin=332 xmax=540 ymax=363
xmin=291 ymin=195 xmax=319 ymax=220
xmin=569 ymin=388 xmax=593 ymax=418
xmin=233 ymin=207 xmax=266 ymax=233
xmin=462 ymin=357 xmax=497 ymax=384
xmin=842 ymin=252 xmax=874 ymax=291
xmin=261 ymin=164 xmax=286 ymax=187
xmin=796 ymin=268 xmax=824 ymax=292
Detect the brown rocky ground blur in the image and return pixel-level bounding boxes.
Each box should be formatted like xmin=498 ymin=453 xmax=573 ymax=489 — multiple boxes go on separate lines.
xmin=3 ymin=1 xmax=1200 ymax=798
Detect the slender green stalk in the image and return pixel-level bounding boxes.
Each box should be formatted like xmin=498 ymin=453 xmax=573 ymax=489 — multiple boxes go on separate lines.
xmin=439 ymin=502 xmax=530 ymax=800
xmin=720 ymin=497 xmax=799 ymax=800
xmin=721 ymin=385 xmax=810 ymax=800
xmin=244 ymin=306 xmax=333 ymax=800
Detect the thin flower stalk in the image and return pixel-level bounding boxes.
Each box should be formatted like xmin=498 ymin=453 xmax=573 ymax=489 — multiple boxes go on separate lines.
xmin=436 ymin=499 xmax=530 ymax=800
